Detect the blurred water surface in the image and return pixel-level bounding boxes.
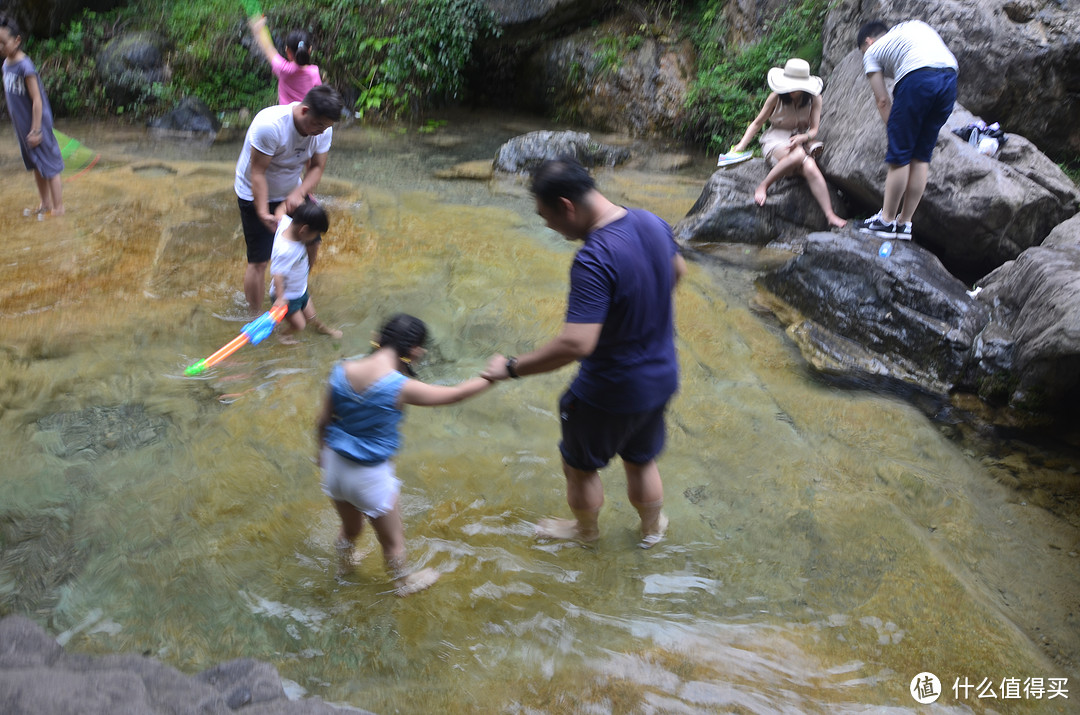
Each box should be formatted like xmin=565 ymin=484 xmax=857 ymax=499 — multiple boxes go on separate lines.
xmin=0 ymin=113 xmax=1077 ymax=714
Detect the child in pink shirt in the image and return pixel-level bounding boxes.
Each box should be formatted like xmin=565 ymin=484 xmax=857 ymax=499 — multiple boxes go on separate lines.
xmin=248 ymin=14 xmax=322 ymax=105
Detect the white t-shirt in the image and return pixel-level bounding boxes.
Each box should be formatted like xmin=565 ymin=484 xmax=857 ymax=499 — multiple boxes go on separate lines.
xmin=269 ymin=215 xmax=309 ymax=300
xmin=863 ymin=20 xmax=958 ymax=84
xmin=234 ymin=103 xmax=333 ymax=202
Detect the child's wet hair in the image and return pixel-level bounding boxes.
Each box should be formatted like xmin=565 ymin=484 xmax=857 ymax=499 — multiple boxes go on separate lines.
xmin=0 ymin=14 xmax=22 ymax=39
xmin=378 ymin=314 xmax=428 ymax=360
xmin=286 ymin=29 xmax=312 ymax=65
xmin=290 ymin=199 xmax=329 ymax=234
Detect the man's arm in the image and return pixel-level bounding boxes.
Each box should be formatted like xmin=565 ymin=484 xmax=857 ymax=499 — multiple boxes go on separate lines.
xmin=285 ymin=151 xmax=328 ymax=213
xmin=249 ymin=149 xmax=277 ymax=230
xmin=673 ymin=253 xmax=688 ymax=286
xmin=867 ymin=71 xmax=891 ymax=124
xmin=483 ymin=322 xmax=601 ymax=381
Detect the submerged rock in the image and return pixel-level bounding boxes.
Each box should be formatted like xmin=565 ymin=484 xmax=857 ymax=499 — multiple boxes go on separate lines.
xmin=494 ymin=130 xmax=630 ymax=174
xmin=148 ymin=97 xmax=222 ymax=142
xmin=36 ymin=404 xmax=168 ymax=460
xmin=0 ymin=616 xmax=363 ymax=714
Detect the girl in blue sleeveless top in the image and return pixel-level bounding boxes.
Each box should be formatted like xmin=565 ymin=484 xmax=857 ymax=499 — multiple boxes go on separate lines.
xmin=316 ymin=314 xmax=494 ymax=595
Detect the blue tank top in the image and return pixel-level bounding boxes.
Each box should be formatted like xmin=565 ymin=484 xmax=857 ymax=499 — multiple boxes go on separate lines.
xmin=324 ymin=362 xmax=408 ymax=465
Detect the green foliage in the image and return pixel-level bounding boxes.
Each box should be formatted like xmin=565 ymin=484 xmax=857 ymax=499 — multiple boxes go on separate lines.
xmin=595 ymin=35 xmax=623 ymax=73
xmin=684 ymin=0 xmax=833 ymax=152
xmin=378 ymin=0 xmax=500 ymax=118
xmin=25 ymin=0 xmax=498 ymax=122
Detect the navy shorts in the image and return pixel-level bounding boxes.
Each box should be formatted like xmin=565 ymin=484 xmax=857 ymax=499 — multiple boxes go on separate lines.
xmin=886 ymin=68 xmax=957 ymax=165
xmin=285 ymin=291 xmax=310 ymax=316
xmin=237 ymin=197 xmax=283 ymax=264
xmin=558 ymin=389 xmax=668 ymax=471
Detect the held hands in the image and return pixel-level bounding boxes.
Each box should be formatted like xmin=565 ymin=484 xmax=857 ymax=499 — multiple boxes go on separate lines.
xmin=481 ymin=354 xmax=510 ymax=382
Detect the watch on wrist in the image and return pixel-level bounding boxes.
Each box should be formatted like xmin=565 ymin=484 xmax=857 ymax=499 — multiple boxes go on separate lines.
xmin=506 ymin=356 xmax=520 ymax=379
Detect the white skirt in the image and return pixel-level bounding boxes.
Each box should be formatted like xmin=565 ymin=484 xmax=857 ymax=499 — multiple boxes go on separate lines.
xmin=320 ymin=446 xmax=402 ymax=518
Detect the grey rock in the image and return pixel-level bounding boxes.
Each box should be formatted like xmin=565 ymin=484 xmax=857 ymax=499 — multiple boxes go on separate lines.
xmin=0 ymin=616 xmax=369 ymax=714
xmin=148 ymin=97 xmax=222 ymax=140
xmin=758 ymin=231 xmax=990 ymax=392
xmin=97 ymin=32 xmax=170 ymax=107
xmin=494 ymin=130 xmax=630 ymax=174
xmin=674 ymin=159 xmax=847 ymax=246
xmin=975 ymin=217 xmax=1080 ymax=411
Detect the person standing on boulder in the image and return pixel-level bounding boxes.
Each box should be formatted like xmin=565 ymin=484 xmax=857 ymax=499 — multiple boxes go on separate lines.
xmin=856 ymin=20 xmax=957 ymax=240
xmin=482 ymin=156 xmax=687 ymax=549
xmin=234 ymin=84 xmax=342 ymax=315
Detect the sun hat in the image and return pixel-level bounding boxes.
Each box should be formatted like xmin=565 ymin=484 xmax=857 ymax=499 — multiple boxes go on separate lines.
xmin=767 ymin=58 xmax=823 ymax=96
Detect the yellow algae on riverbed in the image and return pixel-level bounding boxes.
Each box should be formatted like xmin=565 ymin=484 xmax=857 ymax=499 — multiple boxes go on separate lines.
xmin=0 ymin=120 xmax=1077 ymax=714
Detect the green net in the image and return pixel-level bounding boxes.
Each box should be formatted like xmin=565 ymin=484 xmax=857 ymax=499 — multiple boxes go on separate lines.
xmin=240 ymin=0 xmax=262 ymax=18
xmin=53 ymin=129 xmax=101 ymax=179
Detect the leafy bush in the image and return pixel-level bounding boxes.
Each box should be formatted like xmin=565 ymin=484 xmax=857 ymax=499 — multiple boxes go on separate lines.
xmin=684 ymin=0 xmax=832 ymax=152
xmin=25 ymin=0 xmax=498 ymax=122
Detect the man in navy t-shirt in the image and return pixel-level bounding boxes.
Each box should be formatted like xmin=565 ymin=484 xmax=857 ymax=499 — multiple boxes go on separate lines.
xmin=484 ymin=156 xmax=687 ymax=548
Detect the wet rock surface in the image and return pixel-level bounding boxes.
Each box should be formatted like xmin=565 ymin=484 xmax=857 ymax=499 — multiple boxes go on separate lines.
xmin=494 ymin=130 xmax=630 ymax=174
xmin=674 ymin=159 xmax=848 ymax=246
xmin=0 ymin=616 xmax=365 ymax=714
xmin=36 ymin=404 xmax=168 ymax=460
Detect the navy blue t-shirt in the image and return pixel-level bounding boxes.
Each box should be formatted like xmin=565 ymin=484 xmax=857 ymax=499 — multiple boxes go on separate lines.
xmin=566 ymin=208 xmax=679 ymax=413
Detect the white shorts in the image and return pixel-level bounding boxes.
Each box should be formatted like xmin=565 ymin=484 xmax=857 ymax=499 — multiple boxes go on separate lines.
xmin=320 ymin=446 xmax=401 ymax=518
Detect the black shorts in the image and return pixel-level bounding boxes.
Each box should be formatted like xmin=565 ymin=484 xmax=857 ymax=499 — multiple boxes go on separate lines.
xmin=237 ymin=197 xmax=283 ymax=264
xmin=558 ymin=389 xmax=668 ymax=471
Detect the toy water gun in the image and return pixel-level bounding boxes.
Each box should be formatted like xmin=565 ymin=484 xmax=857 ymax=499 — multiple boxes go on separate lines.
xmin=184 ymin=304 xmax=287 ymax=376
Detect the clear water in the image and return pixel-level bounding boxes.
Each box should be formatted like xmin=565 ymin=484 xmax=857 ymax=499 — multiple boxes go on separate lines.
xmin=0 ymin=113 xmax=1077 ymax=714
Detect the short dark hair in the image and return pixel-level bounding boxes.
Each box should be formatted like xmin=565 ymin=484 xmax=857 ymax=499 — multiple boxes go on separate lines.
xmin=857 ymin=21 xmax=889 ymax=49
xmin=529 ymin=156 xmax=596 ymax=208
xmin=0 ymin=14 xmax=22 ymax=39
xmin=378 ymin=314 xmax=428 ymax=362
xmin=290 ymin=199 xmax=329 ymax=234
xmin=302 ymin=85 xmax=343 ymax=121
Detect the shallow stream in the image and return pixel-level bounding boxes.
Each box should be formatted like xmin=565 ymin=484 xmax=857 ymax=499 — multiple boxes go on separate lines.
xmin=0 ymin=113 xmax=1077 ymax=713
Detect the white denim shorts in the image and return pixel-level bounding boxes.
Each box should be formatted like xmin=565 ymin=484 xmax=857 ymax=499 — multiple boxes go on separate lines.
xmin=320 ymin=446 xmax=401 ymax=518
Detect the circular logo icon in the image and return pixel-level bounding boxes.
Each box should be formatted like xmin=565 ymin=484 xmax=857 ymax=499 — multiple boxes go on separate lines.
xmin=910 ymin=672 xmax=942 ymax=704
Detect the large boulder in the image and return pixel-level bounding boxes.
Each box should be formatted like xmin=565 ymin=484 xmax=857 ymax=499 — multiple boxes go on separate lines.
xmin=148 ymin=97 xmax=222 ymax=142
xmin=818 ymin=50 xmax=1080 ymax=277
xmin=973 ymin=214 xmax=1080 ymax=411
xmin=493 ymin=130 xmax=630 ymax=174
xmin=0 ymin=615 xmax=364 ymax=714
xmin=482 ymin=0 xmax=610 ymax=39
xmin=515 ymin=17 xmax=695 ymax=137
xmin=821 ymin=0 xmax=1080 ymax=158
xmin=757 ymin=231 xmax=990 ymax=393
xmin=96 ymin=32 xmax=170 ymax=108
xmin=674 ymin=159 xmax=848 ymax=246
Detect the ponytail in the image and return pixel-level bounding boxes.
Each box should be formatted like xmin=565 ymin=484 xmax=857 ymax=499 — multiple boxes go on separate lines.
xmin=377 ymin=314 xmax=428 ymax=362
xmin=286 ymin=29 xmax=312 ymax=65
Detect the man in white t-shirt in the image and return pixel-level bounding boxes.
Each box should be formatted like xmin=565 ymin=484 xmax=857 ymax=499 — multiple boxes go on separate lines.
xmin=856 ymin=20 xmax=958 ymax=240
xmin=235 ymin=84 xmax=343 ymax=314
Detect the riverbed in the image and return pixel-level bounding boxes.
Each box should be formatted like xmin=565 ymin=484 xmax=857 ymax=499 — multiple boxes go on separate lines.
xmin=0 ymin=113 xmax=1077 ymax=714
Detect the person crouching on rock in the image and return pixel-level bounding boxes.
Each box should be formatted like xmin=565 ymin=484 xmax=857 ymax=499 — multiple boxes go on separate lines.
xmin=728 ymin=58 xmax=846 ymax=229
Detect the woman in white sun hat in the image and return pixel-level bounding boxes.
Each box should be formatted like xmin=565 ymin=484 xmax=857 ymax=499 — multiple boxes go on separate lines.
xmin=729 ymin=58 xmax=846 ymax=228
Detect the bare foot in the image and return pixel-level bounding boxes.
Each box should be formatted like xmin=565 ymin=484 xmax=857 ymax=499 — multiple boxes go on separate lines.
xmin=536 ymin=518 xmax=599 ymax=543
xmin=640 ymin=512 xmax=668 ymax=549
xmin=395 ymin=567 xmax=440 ymax=596
xmin=311 ymin=318 xmax=343 ymax=339
xmin=753 ymin=185 xmax=767 ymax=206
xmin=827 ymin=215 xmax=848 ymax=229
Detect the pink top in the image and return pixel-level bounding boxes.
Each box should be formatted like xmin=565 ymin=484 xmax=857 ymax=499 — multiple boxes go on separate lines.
xmin=270 ymin=55 xmax=322 ymax=105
